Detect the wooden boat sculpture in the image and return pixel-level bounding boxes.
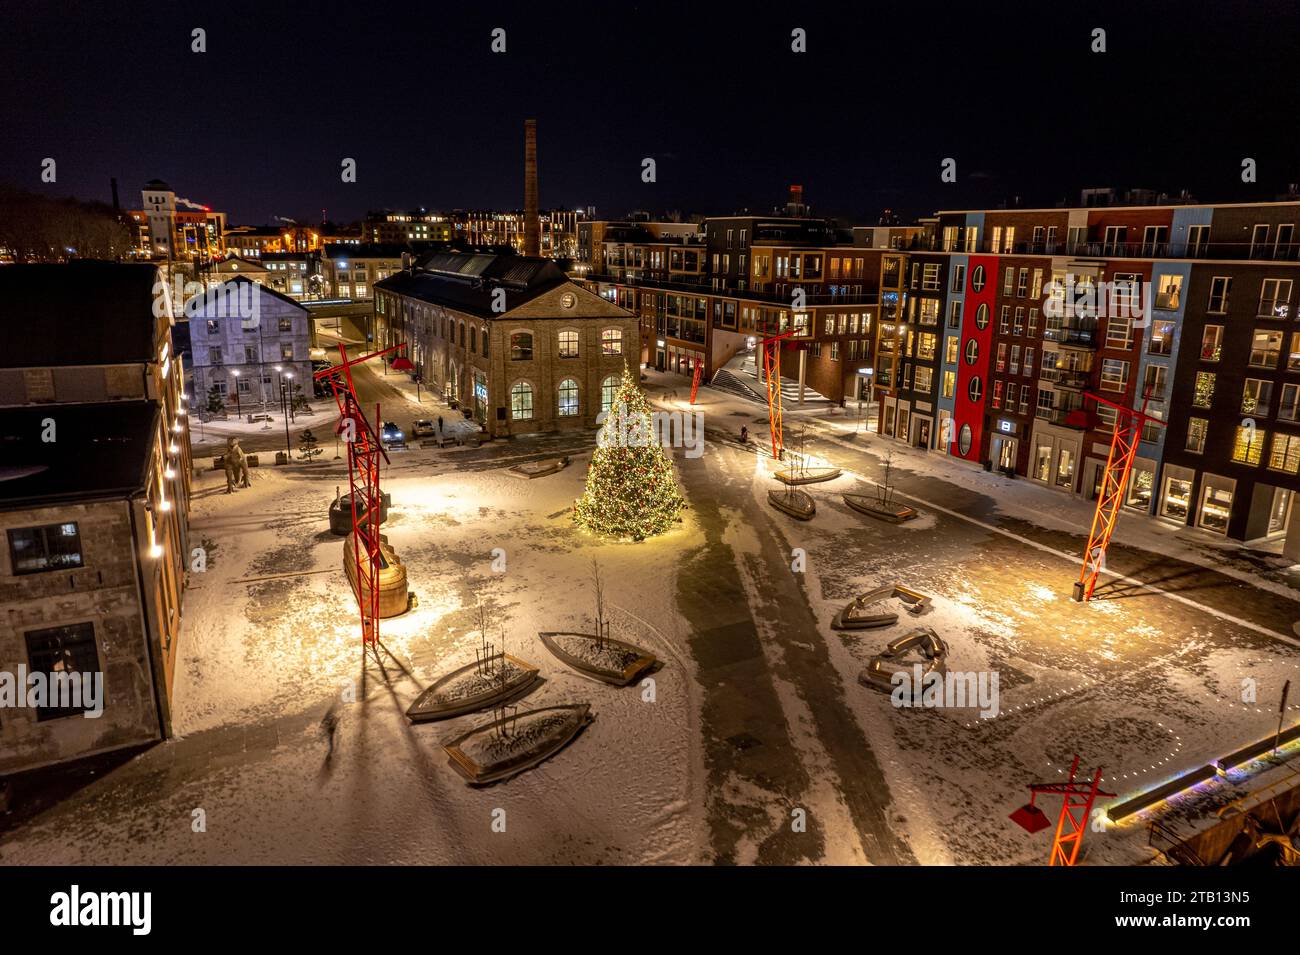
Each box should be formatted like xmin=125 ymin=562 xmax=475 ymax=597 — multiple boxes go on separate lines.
xmin=538 ymin=631 xmax=657 ymax=686
xmin=774 ymin=464 xmax=841 ymax=485
xmin=343 ymin=530 xmax=410 ymax=617
xmin=443 ymin=703 xmax=593 ymax=785
xmin=406 ymin=653 xmax=540 ymax=723
xmin=768 ymin=487 xmax=816 ymax=520
xmin=859 ymin=627 xmax=948 ymax=691
xmin=843 ymin=490 xmax=917 ymax=523
xmin=832 ymin=584 xmax=932 ymax=630
xmin=508 ymin=456 xmax=571 ymax=480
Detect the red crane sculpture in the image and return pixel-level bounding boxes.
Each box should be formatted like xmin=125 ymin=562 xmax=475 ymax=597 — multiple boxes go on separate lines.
xmin=761 ymin=328 xmax=798 ymax=459
xmin=314 ymin=342 xmax=412 ymax=654
xmin=689 ymin=361 xmax=703 ymax=405
xmin=1072 ymin=388 xmax=1164 ymax=602
xmin=1011 ymin=754 xmax=1115 ymax=866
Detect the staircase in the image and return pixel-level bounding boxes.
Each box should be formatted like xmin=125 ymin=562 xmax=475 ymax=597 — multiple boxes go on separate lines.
xmin=710 ymin=367 xmax=766 ymax=402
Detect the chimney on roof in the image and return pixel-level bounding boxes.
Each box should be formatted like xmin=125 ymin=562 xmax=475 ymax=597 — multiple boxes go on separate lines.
xmin=786 ymin=184 xmax=806 ymax=216
xmin=524 ymin=119 xmax=540 ymax=257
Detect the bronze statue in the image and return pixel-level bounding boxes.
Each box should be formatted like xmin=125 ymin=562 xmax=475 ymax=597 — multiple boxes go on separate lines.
xmin=224 ymin=437 xmax=251 ymax=493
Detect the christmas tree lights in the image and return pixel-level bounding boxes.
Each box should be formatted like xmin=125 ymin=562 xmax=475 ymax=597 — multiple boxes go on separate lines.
xmin=574 ymin=365 xmax=686 ymax=541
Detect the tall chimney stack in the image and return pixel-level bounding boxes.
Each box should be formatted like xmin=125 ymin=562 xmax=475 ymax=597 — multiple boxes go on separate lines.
xmin=524 ymin=119 xmax=540 ymax=257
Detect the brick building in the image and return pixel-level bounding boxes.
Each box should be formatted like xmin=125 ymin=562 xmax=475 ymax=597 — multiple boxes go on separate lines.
xmin=375 ymin=250 xmax=637 ymax=438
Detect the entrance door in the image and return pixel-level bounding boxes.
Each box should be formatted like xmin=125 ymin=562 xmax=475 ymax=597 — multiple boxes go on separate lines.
xmin=897 ymin=408 xmax=910 ymax=444
xmin=916 ymin=419 xmax=932 ymax=449
xmin=998 ymin=438 xmax=1016 ymax=471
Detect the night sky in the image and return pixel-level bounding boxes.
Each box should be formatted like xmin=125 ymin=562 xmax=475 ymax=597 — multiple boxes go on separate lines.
xmin=3 ymin=0 xmax=1299 ymax=225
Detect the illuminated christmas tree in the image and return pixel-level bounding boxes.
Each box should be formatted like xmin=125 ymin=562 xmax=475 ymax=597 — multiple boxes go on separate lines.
xmin=574 ymin=365 xmax=685 ymax=541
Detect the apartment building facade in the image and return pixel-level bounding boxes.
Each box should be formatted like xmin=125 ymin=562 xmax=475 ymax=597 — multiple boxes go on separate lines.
xmin=577 ymin=216 xmax=896 ymax=406
xmin=878 ymin=201 xmax=1300 ymax=556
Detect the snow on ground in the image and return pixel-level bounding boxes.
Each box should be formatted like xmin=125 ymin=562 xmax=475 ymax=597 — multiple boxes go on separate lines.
xmin=737 ymin=444 xmax=1300 ymax=865
xmin=1 ymin=451 xmax=707 ymax=866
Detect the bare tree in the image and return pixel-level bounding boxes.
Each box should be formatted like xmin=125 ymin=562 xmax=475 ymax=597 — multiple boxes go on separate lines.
xmin=591 ymin=558 xmax=607 ymax=650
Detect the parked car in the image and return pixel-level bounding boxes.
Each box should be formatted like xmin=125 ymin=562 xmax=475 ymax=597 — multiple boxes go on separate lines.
xmin=381 ymin=421 xmax=406 ymax=447
xmin=411 ymin=419 xmax=435 ymax=438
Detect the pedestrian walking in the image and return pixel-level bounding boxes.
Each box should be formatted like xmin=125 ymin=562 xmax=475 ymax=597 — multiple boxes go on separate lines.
xmin=437 ymin=415 xmax=444 ymax=436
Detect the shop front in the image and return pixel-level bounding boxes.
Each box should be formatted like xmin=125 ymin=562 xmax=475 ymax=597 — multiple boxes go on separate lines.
xmin=991 ymin=417 xmax=1020 ymax=473
xmin=1125 ymin=456 xmax=1158 ymax=512
xmin=1029 ymin=422 xmax=1082 ymax=492
xmin=1196 ymin=473 xmax=1236 ymax=534
xmin=1158 ymin=463 xmax=1195 ymax=524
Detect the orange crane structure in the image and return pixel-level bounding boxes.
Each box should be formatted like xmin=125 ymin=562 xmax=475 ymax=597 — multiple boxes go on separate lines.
xmin=1011 ymin=754 xmax=1115 ymax=866
xmin=760 ymin=329 xmax=798 ymax=459
xmin=1072 ymin=388 xmax=1164 ymax=602
xmin=314 ymin=341 xmax=413 ymax=656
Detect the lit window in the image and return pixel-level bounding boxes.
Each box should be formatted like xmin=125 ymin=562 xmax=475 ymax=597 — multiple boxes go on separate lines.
xmin=558 ymin=378 xmax=579 ymax=416
xmin=601 ymin=375 xmax=619 ymax=412
xmin=1232 ymin=425 xmax=1265 ymax=465
xmin=559 ymin=330 xmax=579 ymax=358
xmin=510 ymin=381 xmax=534 ymax=419
xmin=601 ymin=328 xmax=623 ymax=355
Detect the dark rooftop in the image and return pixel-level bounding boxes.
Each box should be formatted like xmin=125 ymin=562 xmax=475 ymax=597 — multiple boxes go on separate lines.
xmin=0 ymin=401 xmax=159 ymax=509
xmin=376 ymin=251 xmax=569 ymax=317
xmin=0 ymin=261 xmax=160 ymax=368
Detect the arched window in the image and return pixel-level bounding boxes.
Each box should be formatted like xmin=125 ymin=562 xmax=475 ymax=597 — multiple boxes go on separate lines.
xmin=964 ymin=339 xmax=979 ymax=365
xmin=967 ymin=376 xmax=983 ymax=403
xmin=601 ymin=328 xmax=623 ymax=355
xmin=974 ymin=303 xmax=990 ymax=329
xmin=481 ymin=326 xmax=489 ymax=357
xmin=510 ymin=331 xmax=533 ymax=360
xmin=600 ymin=375 xmax=619 ymax=413
xmin=958 ymin=423 xmax=973 ymax=456
xmin=558 ymin=378 xmax=579 ymax=416
xmin=558 ymin=329 xmax=579 ymax=358
xmin=459 ymin=321 xmax=466 ymax=346
xmin=510 ymin=381 xmax=534 ymax=419
xmin=970 ymin=265 xmax=986 ymax=292
xmin=470 ymin=326 xmax=477 ymax=353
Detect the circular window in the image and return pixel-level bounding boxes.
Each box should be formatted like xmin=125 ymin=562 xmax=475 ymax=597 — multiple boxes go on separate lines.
xmin=560 ymin=292 xmax=576 ymax=309
xmin=964 ymin=339 xmax=979 ymax=365
xmin=971 ymin=265 xmax=986 ymax=292
xmin=967 ymin=376 xmax=983 ymax=403
xmin=958 ymin=423 xmax=973 ymax=456
xmin=974 ymin=303 xmax=990 ymax=329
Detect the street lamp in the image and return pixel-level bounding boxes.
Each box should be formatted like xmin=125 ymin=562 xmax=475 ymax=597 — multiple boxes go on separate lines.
xmin=279 ymin=375 xmax=293 ymax=457
xmin=231 ymin=369 xmax=242 ymax=420
xmin=285 ymin=371 xmax=296 ymax=424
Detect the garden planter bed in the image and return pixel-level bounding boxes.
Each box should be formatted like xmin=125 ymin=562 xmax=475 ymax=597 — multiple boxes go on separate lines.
xmin=843 ymin=492 xmax=916 ymax=523
xmin=443 ymin=704 xmax=593 ymax=785
xmin=406 ymin=653 xmax=540 ymax=722
xmin=768 ymin=488 xmax=816 ymax=520
xmin=538 ymin=631 xmax=657 ymax=686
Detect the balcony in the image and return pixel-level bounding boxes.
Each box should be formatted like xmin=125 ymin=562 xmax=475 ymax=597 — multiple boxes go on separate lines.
xmin=1049 ymin=407 xmax=1094 ymax=430
xmin=1043 ymin=319 xmax=1099 ymax=349
xmin=1053 ymin=370 xmax=1091 ymax=390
